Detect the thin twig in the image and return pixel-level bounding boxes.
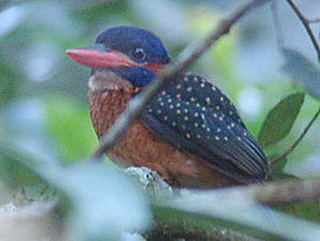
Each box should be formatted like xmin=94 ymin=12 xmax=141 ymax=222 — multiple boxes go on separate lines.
xmin=308 ymin=18 xmax=320 ymax=24
xmin=286 ymin=0 xmax=320 ymax=59
xmin=90 ymin=0 xmax=271 ymax=160
xmin=271 ymin=106 xmax=320 ymax=165
xmin=270 ymin=0 xmax=320 ymax=165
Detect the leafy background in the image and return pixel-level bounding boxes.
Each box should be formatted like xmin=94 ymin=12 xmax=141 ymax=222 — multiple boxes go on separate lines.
xmin=0 ymin=0 xmax=320 ymax=240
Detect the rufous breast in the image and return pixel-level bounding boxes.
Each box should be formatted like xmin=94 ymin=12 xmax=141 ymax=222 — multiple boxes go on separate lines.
xmin=88 ymin=71 xmax=236 ymax=187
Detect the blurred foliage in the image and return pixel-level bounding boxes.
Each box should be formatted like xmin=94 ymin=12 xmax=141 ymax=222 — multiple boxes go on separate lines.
xmin=44 ymin=95 xmax=96 ymax=162
xmin=150 ymin=206 xmax=279 ymax=241
xmin=0 ymin=141 xmax=150 ymax=240
xmin=282 ymin=49 xmax=320 ymax=101
xmin=0 ymin=141 xmax=46 ymax=188
xmin=276 ymin=200 xmax=320 ymax=223
xmin=0 ymin=60 xmax=22 ymax=106
xmin=1 ymin=0 xmax=320 ymax=240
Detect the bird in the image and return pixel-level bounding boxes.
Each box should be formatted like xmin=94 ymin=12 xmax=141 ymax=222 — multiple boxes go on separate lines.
xmin=66 ymin=26 xmax=269 ymax=188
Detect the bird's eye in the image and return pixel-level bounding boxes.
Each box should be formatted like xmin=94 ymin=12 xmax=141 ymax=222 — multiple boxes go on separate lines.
xmin=130 ymin=47 xmax=146 ymax=62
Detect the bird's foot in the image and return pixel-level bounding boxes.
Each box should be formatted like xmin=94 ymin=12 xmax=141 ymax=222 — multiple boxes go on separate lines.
xmin=124 ymin=166 xmax=173 ymax=200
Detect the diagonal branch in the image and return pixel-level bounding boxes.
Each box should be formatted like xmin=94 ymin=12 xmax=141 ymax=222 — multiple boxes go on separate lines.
xmin=286 ymin=0 xmax=320 ymax=59
xmin=271 ymin=0 xmax=320 ymax=165
xmin=123 ymin=165 xmax=320 ymax=240
xmin=149 ymin=178 xmax=320 ymax=241
xmin=271 ymin=106 xmax=320 ymax=165
xmin=163 ymin=180 xmax=320 ymax=241
xmin=90 ymin=0 xmax=271 ymax=160
xmin=271 ymin=1 xmax=320 ymax=165
xmin=127 ymin=165 xmax=320 ymax=240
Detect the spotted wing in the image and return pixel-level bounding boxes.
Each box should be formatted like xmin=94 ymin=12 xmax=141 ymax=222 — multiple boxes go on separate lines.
xmin=143 ymin=73 xmax=269 ymax=183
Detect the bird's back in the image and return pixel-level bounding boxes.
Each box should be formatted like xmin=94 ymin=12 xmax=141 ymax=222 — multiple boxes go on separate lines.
xmin=144 ymin=72 xmax=269 ymax=184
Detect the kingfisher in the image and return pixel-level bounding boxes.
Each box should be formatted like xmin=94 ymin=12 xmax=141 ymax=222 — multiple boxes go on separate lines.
xmin=66 ymin=26 xmax=269 ymax=188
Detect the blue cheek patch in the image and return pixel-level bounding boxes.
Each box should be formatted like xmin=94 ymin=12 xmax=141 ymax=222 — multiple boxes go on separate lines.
xmin=113 ymin=66 xmax=155 ymax=87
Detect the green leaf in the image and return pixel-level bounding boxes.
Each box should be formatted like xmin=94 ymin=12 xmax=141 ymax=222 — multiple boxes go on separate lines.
xmin=258 ymin=93 xmax=305 ymax=148
xmin=282 ymin=49 xmax=320 ymax=100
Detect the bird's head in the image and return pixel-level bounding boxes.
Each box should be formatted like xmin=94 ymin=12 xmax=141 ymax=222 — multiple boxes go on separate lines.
xmin=66 ymin=26 xmax=170 ymax=87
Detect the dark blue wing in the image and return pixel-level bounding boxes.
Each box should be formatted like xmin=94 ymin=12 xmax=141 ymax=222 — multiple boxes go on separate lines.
xmin=143 ymin=73 xmax=269 ymax=183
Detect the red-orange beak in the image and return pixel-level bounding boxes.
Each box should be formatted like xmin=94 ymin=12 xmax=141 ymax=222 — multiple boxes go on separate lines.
xmin=65 ymin=44 xmax=136 ymax=69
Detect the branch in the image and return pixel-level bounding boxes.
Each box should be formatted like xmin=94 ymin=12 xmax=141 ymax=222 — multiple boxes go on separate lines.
xmin=271 ymin=106 xmax=320 ymax=164
xmin=270 ymin=1 xmax=320 ymax=165
xmin=123 ymin=166 xmax=320 ymax=240
xmin=90 ymin=0 xmax=271 ymax=160
xmin=243 ymin=179 xmax=320 ymax=205
xmin=151 ymin=179 xmax=320 ymax=241
xmin=286 ymin=0 xmax=320 ymax=59
xmin=144 ymin=214 xmax=261 ymax=241
xmin=131 ymin=165 xmax=320 ymax=207
xmin=309 ymin=18 xmax=320 ymax=24
xmin=3 ymin=139 xmax=320 ymax=240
